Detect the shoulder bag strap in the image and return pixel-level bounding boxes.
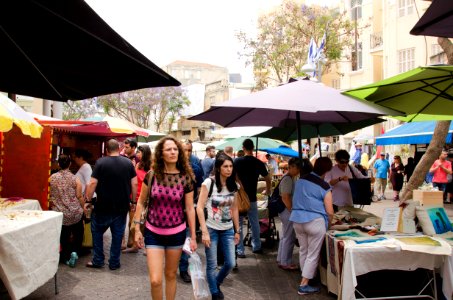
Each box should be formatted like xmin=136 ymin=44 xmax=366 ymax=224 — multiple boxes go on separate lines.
xmin=348 ymin=165 xmax=357 ymax=179
xmin=208 ymin=177 xmax=215 ymax=198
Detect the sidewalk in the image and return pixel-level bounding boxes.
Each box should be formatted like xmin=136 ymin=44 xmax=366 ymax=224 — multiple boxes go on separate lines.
xmin=24 ymin=188 xmax=451 ymax=299
xmin=25 ymin=231 xmax=334 ymax=300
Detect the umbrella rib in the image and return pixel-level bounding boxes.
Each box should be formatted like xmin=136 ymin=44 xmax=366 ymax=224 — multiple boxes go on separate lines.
xmin=349 ymin=75 xmax=451 ymax=92
xmin=32 ymin=0 xmax=172 ymax=80
xmin=374 ymin=77 xmax=453 ymax=104
xmin=336 ymin=111 xmax=352 ymax=122
xmin=0 ymin=25 xmax=64 ymax=99
xmin=409 ymin=81 xmax=453 ymax=121
xmin=223 ymin=107 xmax=256 ymax=127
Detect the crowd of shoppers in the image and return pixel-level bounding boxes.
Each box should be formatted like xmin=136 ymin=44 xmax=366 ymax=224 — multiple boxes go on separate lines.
xmin=51 ymin=133 xmax=452 ymax=299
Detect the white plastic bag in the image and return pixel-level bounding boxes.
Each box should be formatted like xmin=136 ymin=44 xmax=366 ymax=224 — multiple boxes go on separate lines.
xmin=188 ymin=252 xmax=210 ymax=299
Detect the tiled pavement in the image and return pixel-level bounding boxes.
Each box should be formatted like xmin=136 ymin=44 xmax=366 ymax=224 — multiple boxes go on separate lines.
xmin=22 ymin=189 xmax=453 ymax=299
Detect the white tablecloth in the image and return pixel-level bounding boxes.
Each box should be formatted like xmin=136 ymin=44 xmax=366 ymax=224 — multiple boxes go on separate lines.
xmin=0 ymin=210 xmax=62 ymax=300
xmin=0 ymin=199 xmax=42 ymax=211
xmin=340 ymin=239 xmax=452 ymax=300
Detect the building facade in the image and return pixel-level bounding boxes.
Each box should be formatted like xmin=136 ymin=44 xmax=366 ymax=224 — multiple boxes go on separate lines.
xmin=326 ymin=0 xmax=445 ymax=153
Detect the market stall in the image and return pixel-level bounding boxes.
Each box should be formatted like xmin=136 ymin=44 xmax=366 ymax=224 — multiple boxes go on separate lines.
xmin=0 ymin=119 xmax=148 ymax=209
xmin=0 ymin=210 xmax=63 ymax=300
xmin=323 ymin=206 xmax=453 ymax=300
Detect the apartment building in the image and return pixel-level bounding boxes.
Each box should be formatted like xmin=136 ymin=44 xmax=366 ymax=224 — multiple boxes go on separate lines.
xmin=331 ymin=0 xmax=445 ymax=150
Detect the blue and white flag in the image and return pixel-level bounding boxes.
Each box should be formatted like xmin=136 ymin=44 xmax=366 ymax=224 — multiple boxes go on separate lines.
xmin=307 ymin=37 xmax=317 ymax=65
xmin=315 ymin=32 xmax=326 ymax=61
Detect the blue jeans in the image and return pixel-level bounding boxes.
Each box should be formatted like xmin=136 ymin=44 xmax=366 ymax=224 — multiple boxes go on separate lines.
xmin=433 ymin=182 xmax=448 ymax=200
xmin=205 ymin=227 xmax=235 ymax=295
xmin=237 ymin=201 xmax=261 ymax=255
xmin=179 ymin=228 xmax=190 ymax=273
xmin=91 ymin=211 xmax=127 ymax=268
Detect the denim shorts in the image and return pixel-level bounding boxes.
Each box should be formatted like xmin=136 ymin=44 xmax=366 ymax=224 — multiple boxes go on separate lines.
xmin=144 ymin=228 xmax=186 ymax=250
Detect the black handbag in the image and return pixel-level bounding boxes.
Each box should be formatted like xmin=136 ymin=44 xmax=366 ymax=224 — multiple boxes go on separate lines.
xmin=348 ymin=165 xmax=372 ymax=205
xmin=268 ymin=176 xmax=288 ymax=217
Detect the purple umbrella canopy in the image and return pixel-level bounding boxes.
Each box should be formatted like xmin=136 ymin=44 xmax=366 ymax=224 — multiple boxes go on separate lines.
xmin=410 ymin=0 xmax=453 ymax=38
xmin=190 ymin=79 xmax=402 ymax=160
xmin=190 ymin=79 xmax=401 ymax=128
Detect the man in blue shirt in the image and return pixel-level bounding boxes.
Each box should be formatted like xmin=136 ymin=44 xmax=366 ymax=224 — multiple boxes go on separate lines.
xmin=373 ymin=153 xmax=390 ymax=200
xmin=201 ymin=145 xmax=216 ymax=180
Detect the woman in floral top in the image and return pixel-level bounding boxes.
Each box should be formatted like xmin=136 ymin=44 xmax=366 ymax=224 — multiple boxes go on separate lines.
xmin=49 ymin=154 xmax=84 ymax=266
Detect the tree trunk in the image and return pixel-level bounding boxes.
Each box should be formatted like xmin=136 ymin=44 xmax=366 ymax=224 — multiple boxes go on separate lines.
xmin=401 ymin=121 xmax=451 ymax=201
xmin=400 ymin=37 xmax=453 ymax=202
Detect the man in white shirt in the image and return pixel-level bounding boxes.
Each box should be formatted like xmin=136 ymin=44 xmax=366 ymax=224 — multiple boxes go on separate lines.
xmin=266 ymin=154 xmax=279 ymax=175
xmin=325 ymin=149 xmax=367 ymax=210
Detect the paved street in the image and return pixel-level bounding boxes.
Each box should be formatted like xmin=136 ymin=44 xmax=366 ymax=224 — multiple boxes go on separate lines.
xmin=23 ymin=189 xmax=452 ymax=300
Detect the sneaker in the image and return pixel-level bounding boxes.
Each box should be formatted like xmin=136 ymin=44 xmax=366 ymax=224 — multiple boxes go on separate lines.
xmin=180 ymin=271 xmax=191 ymax=283
xmin=212 ymin=288 xmax=225 ymax=300
xmin=237 ymin=253 xmax=246 ymax=259
xmin=67 ymin=252 xmax=78 ymax=268
xmin=297 ymin=285 xmax=320 ymax=295
xmin=252 ymin=249 xmax=263 ymax=254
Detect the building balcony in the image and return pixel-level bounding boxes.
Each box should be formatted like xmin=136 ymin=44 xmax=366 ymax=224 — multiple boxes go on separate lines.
xmin=370 ymin=32 xmax=383 ymax=51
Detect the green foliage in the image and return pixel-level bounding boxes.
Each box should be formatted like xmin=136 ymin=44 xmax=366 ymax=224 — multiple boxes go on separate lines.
xmin=237 ymin=0 xmax=356 ymax=89
xmin=97 ymin=87 xmax=189 ymax=133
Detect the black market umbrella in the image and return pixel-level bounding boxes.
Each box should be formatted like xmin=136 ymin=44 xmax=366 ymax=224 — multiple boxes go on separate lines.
xmin=410 ymin=0 xmax=453 ymax=38
xmin=0 ymin=0 xmax=180 ymax=101
xmin=190 ymin=79 xmax=401 ymax=164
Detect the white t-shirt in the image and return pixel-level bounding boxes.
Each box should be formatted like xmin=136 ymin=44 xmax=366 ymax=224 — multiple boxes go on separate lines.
xmin=325 ymin=165 xmax=367 ymax=207
xmin=202 ymin=178 xmax=237 ymax=231
xmin=76 ymin=163 xmax=96 ymax=197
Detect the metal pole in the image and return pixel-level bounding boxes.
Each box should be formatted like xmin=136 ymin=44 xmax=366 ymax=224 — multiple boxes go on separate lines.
xmin=255 ymin=136 xmax=258 ymax=157
xmin=317 ymin=125 xmax=322 ymax=158
xmin=296 ymin=112 xmax=303 ymax=175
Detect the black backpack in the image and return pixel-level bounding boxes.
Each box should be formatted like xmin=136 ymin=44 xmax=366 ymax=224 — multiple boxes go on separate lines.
xmin=268 ymin=176 xmax=288 ymax=218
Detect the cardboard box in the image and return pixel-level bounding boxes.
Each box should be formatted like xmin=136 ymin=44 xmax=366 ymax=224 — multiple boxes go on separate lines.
xmin=412 ymin=190 xmax=444 ymax=207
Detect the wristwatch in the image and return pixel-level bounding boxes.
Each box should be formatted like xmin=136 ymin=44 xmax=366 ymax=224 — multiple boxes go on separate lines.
xmin=338 ymin=177 xmax=342 ymax=182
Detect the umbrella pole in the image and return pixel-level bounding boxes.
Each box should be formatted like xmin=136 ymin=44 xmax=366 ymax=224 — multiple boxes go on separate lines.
xmin=296 ymin=112 xmax=303 ymax=175
xmin=255 ymin=136 xmax=258 ymax=157
xmin=317 ymin=125 xmax=322 ymax=158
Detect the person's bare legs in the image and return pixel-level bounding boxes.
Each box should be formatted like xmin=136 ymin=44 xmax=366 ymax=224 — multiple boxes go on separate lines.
xmin=164 ymin=249 xmax=183 ymax=300
xmin=147 ymin=248 xmax=165 ymax=299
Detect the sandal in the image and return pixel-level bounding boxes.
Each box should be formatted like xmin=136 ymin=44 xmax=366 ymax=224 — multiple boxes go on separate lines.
xmin=86 ymin=261 xmax=103 ymax=268
xmin=122 ymin=247 xmax=139 ymax=254
xmin=278 ymin=264 xmax=299 ymax=270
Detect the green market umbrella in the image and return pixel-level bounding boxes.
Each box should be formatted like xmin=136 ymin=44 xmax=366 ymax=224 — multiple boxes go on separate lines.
xmin=343 ymin=65 xmax=453 ymax=122
xmin=215 ymin=136 xmax=288 ymax=152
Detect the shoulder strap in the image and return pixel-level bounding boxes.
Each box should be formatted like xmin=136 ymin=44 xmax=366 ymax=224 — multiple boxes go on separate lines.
xmin=348 ymin=165 xmax=357 ymax=179
xmin=147 ymin=170 xmax=155 ymax=198
xmin=208 ymin=177 xmax=215 ymax=198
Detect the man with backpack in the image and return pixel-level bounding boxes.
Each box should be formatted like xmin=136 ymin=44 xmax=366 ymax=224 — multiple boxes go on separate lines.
xmin=234 ymin=139 xmax=271 ymax=257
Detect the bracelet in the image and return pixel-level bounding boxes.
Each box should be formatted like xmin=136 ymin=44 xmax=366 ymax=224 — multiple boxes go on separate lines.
xmin=85 ymin=200 xmax=92 ymax=204
xmin=133 ymin=219 xmax=143 ymax=225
